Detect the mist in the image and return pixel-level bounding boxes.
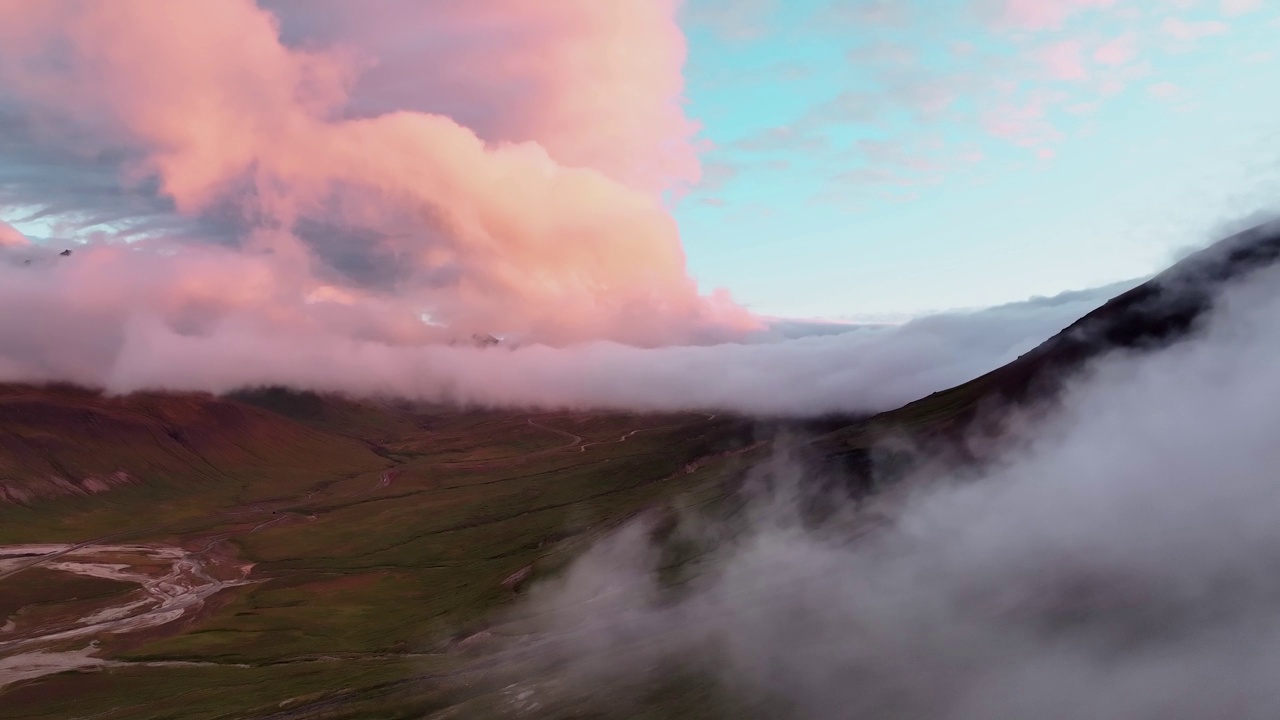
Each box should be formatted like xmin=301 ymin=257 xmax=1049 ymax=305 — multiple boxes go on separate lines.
xmin=0 ymin=242 xmax=1128 ymax=415
xmin=511 ymin=262 xmax=1280 ymax=717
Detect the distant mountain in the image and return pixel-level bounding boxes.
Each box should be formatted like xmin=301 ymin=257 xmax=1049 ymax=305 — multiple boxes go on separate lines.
xmin=225 ymin=385 xmax=426 ymax=444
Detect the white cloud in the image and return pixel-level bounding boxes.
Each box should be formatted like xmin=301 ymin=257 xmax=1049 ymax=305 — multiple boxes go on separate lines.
xmin=0 ymin=243 xmax=1132 ymax=416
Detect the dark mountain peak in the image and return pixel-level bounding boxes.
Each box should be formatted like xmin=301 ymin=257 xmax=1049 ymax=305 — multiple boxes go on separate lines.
xmin=851 ymin=221 xmax=1280 ymax=447
xmin=1014 ymin=220 xmax=1280 ymax=391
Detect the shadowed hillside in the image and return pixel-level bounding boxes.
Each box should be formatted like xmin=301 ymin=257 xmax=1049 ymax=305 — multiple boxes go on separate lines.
xmin=225 ymin=386 xmax=426 ymax=445
xmin=0 ymin=384 xmax=384 ymax=505
xmin=817 ymin=221 xmax=1280 ymax=462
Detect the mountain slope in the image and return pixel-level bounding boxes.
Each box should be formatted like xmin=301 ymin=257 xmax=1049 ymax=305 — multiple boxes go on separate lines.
xmin=6 ymin=224 xmax=1280 ymax=718
xmin=0 ymin=383 xmax=384 ymax=505
xmin=820 ymin=220 xmax=1280 ymax=461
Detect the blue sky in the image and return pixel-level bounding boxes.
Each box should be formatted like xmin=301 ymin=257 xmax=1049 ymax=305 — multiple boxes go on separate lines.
xmin=674 ymin=0 xmax=1280 ymax=320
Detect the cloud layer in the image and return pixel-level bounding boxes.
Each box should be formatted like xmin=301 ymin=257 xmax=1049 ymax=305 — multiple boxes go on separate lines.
xmin=0 ymin=241 xmax=1127 ymax=415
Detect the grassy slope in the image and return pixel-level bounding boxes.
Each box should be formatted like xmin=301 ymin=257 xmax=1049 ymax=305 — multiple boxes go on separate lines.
xmin=0 ymin=391 xmax=756 ymax=720
xmin=0 ymin=383 xmax=386 ymax=526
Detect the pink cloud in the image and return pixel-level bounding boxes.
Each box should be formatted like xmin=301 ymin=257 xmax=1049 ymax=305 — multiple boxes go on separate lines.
xmin=0 ymin=221 xmax=28 ymax=248
xmin=261 ymin=0 xmax=701 ymax=195
xmin=980 ymin=90 xmax=1067 ymax=148
xmin=1093 ymin=33 xmax=1138 ymax=66
xmin=989 ymin=0 xmax=1118 ymax=30
xmin=1039 ymin=39 xmax=1088 ymax=80
xmin=0 ymin=0 xmax=759 ymax=346
xmin=1161 ymin=16 xmax=1231 ymax=40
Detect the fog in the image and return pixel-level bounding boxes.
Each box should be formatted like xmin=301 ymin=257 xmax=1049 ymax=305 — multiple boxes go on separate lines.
xmin=0 ymin=243 xmax=1129 ymax=415
xmin=514 ymin=263 xmax=1280 ymax=718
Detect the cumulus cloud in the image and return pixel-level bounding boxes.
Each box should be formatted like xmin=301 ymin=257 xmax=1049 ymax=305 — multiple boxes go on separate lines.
xmin=0 ymin=0 xmax=754 ymax=347
xmin=1161 ymin=16 xmax=1231 ymax=41
xmin=1093 ymin=33 xmax=1138 ymax=66
xmin=513 ymin=261 xmax=1280 ymax=718
xmin=0 ymin=243 xmax=1130 ymax=416
xmin=261 ymin=0 xmax=702 ymax=194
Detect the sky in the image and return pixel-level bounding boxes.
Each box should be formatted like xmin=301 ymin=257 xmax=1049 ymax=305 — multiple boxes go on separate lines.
xmin=0 ymin=0 xmax=1277 ymax=411
xmin=2 ymin=0 xmax=1277 ymax=328
xmin=8 ymin=5 xmax=1280 ymax=713
xmin=675 ymin=0 xmax=1280 ymax=319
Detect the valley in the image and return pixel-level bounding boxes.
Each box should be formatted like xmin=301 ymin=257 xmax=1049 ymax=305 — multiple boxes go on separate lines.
xmin=0 ymin=401 xmax=758 ymax=718
xmin=4 ymin=223 xmax=1280 ymax=718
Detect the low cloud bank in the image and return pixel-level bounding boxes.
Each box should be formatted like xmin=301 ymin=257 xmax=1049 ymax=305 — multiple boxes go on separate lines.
xmin=0 ymin=244 xmax=1128 ymax=416
xmin=516 ymin=264 xmax=1280 ymax=717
